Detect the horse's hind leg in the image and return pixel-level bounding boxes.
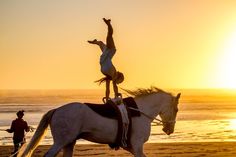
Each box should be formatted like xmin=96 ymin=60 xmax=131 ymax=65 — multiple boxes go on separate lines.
xmin=44 ymin=144 xmax=63 ymax=157
xmin=63 ymin=140 xmax=76 ymax=157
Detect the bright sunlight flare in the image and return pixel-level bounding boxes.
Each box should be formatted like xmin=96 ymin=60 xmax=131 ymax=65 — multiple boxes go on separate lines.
xmin=217 ymin=31 xmax=236 ymax=89
xmin=229 ymin=119 xmax=236 ymax=130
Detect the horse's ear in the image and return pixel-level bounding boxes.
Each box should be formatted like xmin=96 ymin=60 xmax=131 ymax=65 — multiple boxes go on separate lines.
xmin=176 ymin=93 xmax=181 ymax=100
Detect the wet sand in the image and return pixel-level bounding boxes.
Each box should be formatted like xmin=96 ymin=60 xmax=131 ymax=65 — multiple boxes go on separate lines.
xmin=1 ymin=142 xmax=236 ymax=157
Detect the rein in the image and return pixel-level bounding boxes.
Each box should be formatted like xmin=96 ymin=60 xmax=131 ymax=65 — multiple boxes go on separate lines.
xmin=128 ymin=107 xmax=176 ymax=126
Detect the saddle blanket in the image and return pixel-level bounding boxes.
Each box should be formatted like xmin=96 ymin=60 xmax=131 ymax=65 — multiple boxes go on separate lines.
xmin=85 ymin=97 xmax=140 ymax=119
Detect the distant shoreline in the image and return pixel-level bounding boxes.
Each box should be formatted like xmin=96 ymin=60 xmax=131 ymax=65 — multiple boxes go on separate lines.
xmin=1 ymin=142 xmax=236 ymax=157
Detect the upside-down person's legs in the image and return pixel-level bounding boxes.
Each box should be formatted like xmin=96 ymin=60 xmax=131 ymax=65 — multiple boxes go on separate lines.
xmin=87 ymin=39 xmax=106 ymax=51
xmin=103 ymin=18 xmax=116 ymax=49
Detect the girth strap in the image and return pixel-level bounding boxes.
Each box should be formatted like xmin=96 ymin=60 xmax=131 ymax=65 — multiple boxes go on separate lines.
xmin=106 ymin=100 xmax=123 ymax=150
xmin=85 ymin=97 xmax=140 ymax=149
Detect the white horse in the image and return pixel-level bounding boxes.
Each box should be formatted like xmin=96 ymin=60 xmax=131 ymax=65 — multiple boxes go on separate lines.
xmin=18 ymin=87 xmax=181 ymax=157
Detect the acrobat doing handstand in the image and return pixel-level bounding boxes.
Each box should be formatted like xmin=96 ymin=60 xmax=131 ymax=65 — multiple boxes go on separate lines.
xmin=88 ymin=18 xmax=124 ymax=102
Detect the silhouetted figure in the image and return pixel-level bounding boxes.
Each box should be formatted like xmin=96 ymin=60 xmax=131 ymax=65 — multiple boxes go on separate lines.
xmin=6 ymin=110 xmax=29 ymax=157
xmin=88 ymin=18 xmax=124 ymax=101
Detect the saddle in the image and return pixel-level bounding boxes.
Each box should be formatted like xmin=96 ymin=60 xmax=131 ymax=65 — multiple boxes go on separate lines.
xmin=85 ymin=97 xmax=140 ymax=118
xmin=85 ymin=97 xmax=140 ymax=149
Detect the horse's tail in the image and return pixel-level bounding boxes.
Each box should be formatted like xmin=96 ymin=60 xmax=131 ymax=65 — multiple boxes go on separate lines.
xmin=17 ymin=109 xmax=56 ymax=157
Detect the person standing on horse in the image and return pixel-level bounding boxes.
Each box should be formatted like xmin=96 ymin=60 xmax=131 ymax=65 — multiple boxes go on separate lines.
xmin=88 ymin=18 xmax=124 ymax=102
xmin=6 ymin=110 xmax=30 ymax=156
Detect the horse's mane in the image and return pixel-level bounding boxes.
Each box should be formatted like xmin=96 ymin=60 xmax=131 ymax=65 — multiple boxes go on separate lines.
xmin=122 ymin=86 xmax=172 ymax=98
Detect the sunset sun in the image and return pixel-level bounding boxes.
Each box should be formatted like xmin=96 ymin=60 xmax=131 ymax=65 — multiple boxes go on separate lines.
xmin=217 ymin=31 xmax=236 ymax=89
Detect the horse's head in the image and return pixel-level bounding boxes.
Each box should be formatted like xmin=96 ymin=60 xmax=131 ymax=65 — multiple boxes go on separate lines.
xmin=123 ymin=87 xmax=181 ymax=135
xmin=159 ymin=93 xmax=181 ymax=135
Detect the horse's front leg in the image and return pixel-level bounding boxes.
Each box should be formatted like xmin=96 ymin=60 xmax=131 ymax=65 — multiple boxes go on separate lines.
xmin=124 ymin=142 xmax=146 ymax=157
xmin=132 ymin=144 xmax=146 ymax=157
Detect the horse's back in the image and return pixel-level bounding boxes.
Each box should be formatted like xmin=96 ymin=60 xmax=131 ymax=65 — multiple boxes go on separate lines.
xmin=55 ymin=102 xmax=84 ymax=113
xmin=52 ymin=102 xmax=119 ymax=144
xmin=51 ymin=102 xmax=86 ymax=125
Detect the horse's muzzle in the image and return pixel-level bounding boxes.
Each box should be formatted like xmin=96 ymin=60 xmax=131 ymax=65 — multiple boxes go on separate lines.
xmin=162 ymin=128 xmax=173 ymax=135
xmin=162 ymin=123 xmax=174 ymax=135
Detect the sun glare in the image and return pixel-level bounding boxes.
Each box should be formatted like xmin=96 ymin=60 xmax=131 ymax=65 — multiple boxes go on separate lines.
xmin=229 ymin=119 xmax=236 ymax=130
xmin=217 ymin=31 xmax=236 ymax=89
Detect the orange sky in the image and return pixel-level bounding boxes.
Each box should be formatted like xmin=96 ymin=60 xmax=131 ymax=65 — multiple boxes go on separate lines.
xmin=1 ymin=0 xmax=236 ymax=89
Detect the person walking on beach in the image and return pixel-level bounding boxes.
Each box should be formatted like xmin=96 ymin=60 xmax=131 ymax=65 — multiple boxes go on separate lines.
xmin=88 ymin=18 xmax=124 ymax=102
xmin=6 ymin=110 xmax=30 ymax=156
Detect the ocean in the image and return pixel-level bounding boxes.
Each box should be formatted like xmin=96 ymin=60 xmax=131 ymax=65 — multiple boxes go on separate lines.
xmin=0 ymin=89 xmax=236 ymax=145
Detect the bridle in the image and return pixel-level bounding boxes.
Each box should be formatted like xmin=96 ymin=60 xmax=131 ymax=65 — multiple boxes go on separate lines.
xmin=107 ymin=94 xmax=176 ymax=126
xmin=128 ymin=107 xmax=176 ymax=126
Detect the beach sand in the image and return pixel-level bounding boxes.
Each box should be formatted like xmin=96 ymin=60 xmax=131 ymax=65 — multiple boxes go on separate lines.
xmin=1 ymin=142 xmax=236 ymax=157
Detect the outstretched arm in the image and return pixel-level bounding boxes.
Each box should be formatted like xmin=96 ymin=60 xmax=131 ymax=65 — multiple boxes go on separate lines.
xmin=6 ymin=129 xmax=13 ymax=133
xmin=105 ymin=79 xmax=111 ymax=100
xmin=6 ymin=121 xmax=14 ymax=133
xmin=112 ymin=81 xmax=119 ymax=98
xmin=25 ymin=122 xmax=30 ymax=132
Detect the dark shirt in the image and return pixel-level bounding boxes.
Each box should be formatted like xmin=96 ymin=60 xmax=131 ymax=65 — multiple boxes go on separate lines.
xmin=8 ymin=118 xmax=29 ymax=140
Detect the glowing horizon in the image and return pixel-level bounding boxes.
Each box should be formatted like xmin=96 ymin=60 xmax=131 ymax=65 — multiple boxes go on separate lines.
xmin=1 ymin=0 xmax=236 ymax=90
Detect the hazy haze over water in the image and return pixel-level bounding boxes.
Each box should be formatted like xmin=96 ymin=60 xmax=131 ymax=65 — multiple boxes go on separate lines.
xmin=0 ymin=89 xmax=236 ymax=145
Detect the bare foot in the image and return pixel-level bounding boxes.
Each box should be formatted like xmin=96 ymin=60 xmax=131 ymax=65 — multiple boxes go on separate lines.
xmin=103 ymin=18 xmax=111 ymax=25
xmin=87 ymin=39 xmax=97 ymax=44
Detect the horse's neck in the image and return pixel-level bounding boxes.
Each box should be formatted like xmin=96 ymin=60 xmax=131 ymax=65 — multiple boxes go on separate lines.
xmin=135 ymin=94 xmax=163 ymax=119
